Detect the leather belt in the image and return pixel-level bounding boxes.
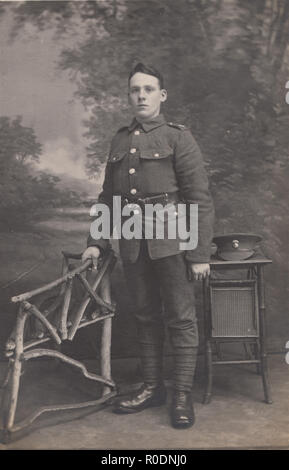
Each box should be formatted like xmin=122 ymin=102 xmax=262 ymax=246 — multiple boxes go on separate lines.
xmin=122 ymin=191 xmax=180 ymax=207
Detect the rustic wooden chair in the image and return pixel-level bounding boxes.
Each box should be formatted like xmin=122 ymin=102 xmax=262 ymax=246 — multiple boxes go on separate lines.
xmin=0 ymin=249 xmax=117 ymax=443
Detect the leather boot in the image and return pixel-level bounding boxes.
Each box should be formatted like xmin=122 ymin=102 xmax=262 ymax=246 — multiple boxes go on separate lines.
xmin=113 ymin=383 xmax=167 ymax=414
xmin=170 ymin=391 xmax=195 ymax=429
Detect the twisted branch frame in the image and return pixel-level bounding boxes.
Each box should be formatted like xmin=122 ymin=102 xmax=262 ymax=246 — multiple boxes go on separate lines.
xmin=0 ymin=249 xmax=117 ymax=443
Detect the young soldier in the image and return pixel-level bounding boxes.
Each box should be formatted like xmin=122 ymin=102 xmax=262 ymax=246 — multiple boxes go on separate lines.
xmin=82 ymin=63 xmax=214 ymax=428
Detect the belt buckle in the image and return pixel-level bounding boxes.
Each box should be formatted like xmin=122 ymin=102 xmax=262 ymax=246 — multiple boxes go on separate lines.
xmin=125 ymin=200 xmax=141 ymax=213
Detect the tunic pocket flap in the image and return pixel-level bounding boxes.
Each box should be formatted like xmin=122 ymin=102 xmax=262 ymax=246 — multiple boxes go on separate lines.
xmin=108 ymin=150 xmax=127 ymax=163
xmin=140 ymin=148 xmax=172 ymax=160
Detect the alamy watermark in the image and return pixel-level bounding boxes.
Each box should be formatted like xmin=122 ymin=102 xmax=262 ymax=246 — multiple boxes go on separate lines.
xmin=89 ymin=196 xmax=198 ymax=250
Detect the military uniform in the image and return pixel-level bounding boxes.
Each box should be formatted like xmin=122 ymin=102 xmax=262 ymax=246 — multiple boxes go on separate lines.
xmin=87 ymin=113 xmax=214 ymax=395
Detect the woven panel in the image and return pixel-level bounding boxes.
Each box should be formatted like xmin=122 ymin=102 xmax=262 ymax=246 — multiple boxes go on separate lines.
xmin=210 ymin=286 xmax=258 ymax=337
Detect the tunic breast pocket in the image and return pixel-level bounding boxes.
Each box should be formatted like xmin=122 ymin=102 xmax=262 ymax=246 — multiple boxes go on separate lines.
xmin=139 ymin=148 xmax=177 ymax=194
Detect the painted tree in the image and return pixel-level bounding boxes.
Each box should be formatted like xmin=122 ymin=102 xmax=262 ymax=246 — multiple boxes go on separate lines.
xmin=0 ymin=116 xmax=42 ymax=220
xmin=0 ymin=116 xmax=82 ymax=228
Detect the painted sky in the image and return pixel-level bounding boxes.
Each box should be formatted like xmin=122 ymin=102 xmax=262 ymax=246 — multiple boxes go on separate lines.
xmin=0 ymin=5 xmax=89 ymax=179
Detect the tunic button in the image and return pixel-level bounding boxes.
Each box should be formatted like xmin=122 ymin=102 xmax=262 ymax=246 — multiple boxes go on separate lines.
xmin=130 ymin=188 xmax=137 ymax=195
xmin=133 ymin=209 xmax=140 ymax=215
xmin=134 ymin=130 xmax=140 ymax=135
xmin=130 ymin=148 xmax=137 ymax=154
xmin=129 ymin=168 xmax=136 ymax=174
xmin=154 ymin=153 xmax=159 ymax=157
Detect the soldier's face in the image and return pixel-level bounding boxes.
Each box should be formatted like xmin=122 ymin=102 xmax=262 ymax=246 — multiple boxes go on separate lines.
xmin=128 ymin=72 xmax=167 ymax=121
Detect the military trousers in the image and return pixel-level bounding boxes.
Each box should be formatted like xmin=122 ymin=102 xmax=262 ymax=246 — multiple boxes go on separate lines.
xmin=122 ymin=240 xmax=199 ymax=390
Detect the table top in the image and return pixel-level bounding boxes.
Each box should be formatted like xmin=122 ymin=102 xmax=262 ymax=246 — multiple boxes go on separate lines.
xmin=209 ymin=253 xmax=272 ymax=268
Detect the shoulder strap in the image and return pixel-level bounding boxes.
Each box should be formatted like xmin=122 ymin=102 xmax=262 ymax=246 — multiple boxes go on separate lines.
xmin=167 ymin=122 xmax=188 ymax=131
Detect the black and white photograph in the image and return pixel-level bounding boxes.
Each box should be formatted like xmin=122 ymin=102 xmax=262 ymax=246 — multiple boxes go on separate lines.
xmin=0 ymin=0 xmax=288 ymax=452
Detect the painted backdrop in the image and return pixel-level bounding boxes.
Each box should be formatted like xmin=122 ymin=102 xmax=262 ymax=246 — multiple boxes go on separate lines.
xmin=0 ymin=0 xmax=288 ymax=360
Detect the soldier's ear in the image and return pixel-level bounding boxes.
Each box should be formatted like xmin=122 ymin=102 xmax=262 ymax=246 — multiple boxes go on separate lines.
xmin=160 ymin=89 xmax=167 ymax=103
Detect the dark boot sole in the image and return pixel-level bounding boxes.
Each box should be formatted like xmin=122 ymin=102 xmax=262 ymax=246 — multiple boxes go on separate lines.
xmin=171 ymin=419 xmax=194 ymax=429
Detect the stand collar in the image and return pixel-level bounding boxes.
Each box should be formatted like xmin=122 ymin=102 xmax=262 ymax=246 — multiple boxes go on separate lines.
xmin=128 ymin=113 xmax=166 ymax=133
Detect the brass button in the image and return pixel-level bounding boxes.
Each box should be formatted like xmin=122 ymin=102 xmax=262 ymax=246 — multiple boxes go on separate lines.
xmin=130 ymin=188 xmax=137 ymax=195
xmin=130 ymin=148 xmax=137 ymax=154
xmin=129 ymin=168 xmax=136 ymax=174
xmin=133 ymin=209 xmax=140 ymax=215
xmin=154 ymin=153 xmax=160 ymax=157
xmin=134 ymin=130 xmax=140 ymax=135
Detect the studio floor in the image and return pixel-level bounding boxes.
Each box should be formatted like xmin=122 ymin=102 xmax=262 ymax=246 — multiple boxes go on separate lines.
xmin=0 ymin=353 xmax=288 ymax=450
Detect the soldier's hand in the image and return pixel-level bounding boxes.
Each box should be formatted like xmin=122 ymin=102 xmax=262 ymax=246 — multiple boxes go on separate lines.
xmin=81 ymin=246 xmax=100 ymax=271
xmin=190 ymin=263 xmax=210 ymax=281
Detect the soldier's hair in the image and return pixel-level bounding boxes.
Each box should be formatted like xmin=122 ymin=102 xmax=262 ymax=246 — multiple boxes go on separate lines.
xmin=128 ymin=62 xmax=164 ymax=89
